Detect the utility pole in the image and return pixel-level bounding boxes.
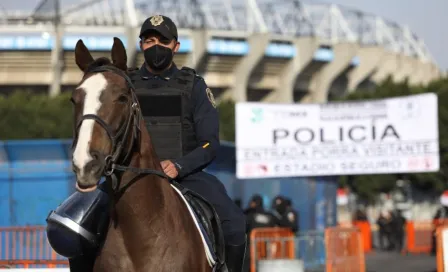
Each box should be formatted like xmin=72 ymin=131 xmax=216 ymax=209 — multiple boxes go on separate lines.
xmin=33 ymin=0 xmax=106 ymax=97
xmin=31 ymin=0 xmax=64 ymax=97
xmin=49 ymin=0 xmax=63 ymax=97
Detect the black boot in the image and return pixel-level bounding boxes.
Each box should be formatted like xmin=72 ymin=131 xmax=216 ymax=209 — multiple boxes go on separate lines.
xmin=225 ymin=240 xmax=247 ymax=272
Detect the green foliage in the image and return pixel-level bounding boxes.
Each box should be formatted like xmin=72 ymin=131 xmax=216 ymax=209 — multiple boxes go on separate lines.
xmin=217 ymin=99 xmax=236 ymax=142
xmin=338 ymin=75 xmax=448 ymax=200
xmin=0 ymin=91 xmax=73 ymax=140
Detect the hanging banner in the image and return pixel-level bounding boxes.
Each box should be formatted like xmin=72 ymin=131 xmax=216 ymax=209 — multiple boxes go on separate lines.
xmin=236 ymin=93 xmax=439 ymax=179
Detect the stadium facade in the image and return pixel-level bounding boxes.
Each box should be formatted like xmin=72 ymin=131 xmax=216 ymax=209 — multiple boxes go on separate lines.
xmin=0 ymin=0 xmax=442 ymax=103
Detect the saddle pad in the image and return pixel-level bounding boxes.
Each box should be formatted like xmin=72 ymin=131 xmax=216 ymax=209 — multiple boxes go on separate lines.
xmin=171 ymin=184 xmax=217 ymax=267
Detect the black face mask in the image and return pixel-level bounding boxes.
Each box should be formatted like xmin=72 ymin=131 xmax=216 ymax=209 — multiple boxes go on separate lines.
xmin=143 ymin=45 xmax=174 ymax=72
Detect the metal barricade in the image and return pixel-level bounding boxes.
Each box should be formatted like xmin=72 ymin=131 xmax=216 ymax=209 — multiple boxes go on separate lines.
xmin=325 ymin=227 xmax=365 ymax=272
xmin=0 ymin=226 xmax=68 ymax=268
xmin=249 ymin=228 xmax=327 ymax=272
xmin=0 ymin=259 xmax=68 ymax=268
xmin=250 ymin=228 xmax=295 ymax=272
xmin=406 ymin=221 xmax=433 ymax=254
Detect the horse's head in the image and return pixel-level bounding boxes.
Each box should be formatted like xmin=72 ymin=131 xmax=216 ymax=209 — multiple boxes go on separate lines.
xmin=71 ymin=37 xmax=140 ymax=192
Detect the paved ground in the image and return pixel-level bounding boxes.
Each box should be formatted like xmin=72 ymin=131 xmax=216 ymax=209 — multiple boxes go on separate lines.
xmin=366 ymin=251 xmax=437 ymax=272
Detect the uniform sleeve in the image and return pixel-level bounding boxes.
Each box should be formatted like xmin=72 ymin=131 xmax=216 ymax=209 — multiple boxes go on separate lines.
xmin=274 ymin=211 xmax=299 ymax=233
xmin=173 ymin=77 xmax=220 ymax=178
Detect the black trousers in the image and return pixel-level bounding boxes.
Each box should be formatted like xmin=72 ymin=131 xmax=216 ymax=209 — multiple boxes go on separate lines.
xmin=180 ymin=171 xmax=247 ymax=246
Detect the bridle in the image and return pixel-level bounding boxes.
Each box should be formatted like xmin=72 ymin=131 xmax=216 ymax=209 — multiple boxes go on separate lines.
xmin=72 ymin=65 xmax=171 ymax=195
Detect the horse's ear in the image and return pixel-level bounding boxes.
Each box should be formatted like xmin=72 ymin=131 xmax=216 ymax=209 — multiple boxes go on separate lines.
xmin=111 ymin=37 xmax=127 ymax=71
xmin=75 ymin=39 xmax=94 ymax=72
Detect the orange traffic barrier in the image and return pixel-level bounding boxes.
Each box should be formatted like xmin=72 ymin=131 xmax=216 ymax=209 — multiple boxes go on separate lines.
xmin=249 ymin=227 xmax=295 ymax=272
xmin=436 ymin=225 xmax=448 ymax=272
xmin=325 ymin=227 xmax=365 ymax=272
xmin=353 ymin=221 xmax=372 ymax=253
xmin=437 ymin=226 xmax=444 ymax=272
xmin=435 ymin=222 xmax=448 ymax=272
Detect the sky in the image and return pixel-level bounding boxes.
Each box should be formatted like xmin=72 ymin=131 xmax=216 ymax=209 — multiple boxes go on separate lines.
xmin=3 ymin=0 xmax=448 ymax=70
xmin=313 ymin=0 xmax=448 ymax=71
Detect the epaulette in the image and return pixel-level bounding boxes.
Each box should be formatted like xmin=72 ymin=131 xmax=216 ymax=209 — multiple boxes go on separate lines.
xmin=180 ymin=66 xmax=196 ymax=75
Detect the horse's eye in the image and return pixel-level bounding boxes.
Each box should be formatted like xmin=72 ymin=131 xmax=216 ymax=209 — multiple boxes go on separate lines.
xmin=117 ymin=95 xmax=128 ymax=103
xmin=70 ymin=98 xmax=75 ymax=104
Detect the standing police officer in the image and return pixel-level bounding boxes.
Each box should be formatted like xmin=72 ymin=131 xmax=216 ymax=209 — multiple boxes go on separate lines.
xmin=47 ymin=15 xmax=247 ymax=272
xmin=244 ymin=194 xmax=276 ymax=233
xmin=243 ymin=195 xmax=276 ymax=272
xmin=132 ymin=15 xmax=247 ymax=271
xmin=272 ymin=196 xmax=299 ymax=233
xmin=284 ymin=198 xmax=299 ymax=233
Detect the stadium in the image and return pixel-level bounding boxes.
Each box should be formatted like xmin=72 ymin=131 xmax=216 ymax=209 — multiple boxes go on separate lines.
xmin=0 ymin=0 xmax=445 ymax=271
xmin=0 ymin=0 xmax=442 ymax=101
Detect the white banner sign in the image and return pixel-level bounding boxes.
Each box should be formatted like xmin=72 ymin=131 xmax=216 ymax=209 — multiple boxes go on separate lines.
xmin=236 ymin=93 xmax=439 ymax=179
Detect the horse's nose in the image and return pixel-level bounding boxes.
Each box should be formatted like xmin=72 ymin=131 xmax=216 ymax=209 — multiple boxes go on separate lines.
xmin=84 ymin=150 xmax=105 ymax=176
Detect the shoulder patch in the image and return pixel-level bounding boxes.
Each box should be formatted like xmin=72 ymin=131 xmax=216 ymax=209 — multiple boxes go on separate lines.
xmin=287 ymin=212 xmax=295 ymax=222
xmin=206 ymin=88 xmax=217 ymax=108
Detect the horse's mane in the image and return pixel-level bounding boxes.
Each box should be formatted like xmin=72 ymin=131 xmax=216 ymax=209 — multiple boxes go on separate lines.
xmin=85 ymin=57 xmax=113 ymax=73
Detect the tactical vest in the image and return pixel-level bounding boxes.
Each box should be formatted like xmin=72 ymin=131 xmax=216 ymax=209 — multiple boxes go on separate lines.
xmin=130 ymin=67 xmax=198 ymax=161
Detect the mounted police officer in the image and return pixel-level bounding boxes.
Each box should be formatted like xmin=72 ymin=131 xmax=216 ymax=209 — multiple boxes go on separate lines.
xmin=46 ymin=15 xmax=246 ymax=272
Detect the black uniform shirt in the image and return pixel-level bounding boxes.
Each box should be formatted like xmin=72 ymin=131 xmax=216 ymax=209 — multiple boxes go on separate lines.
xmin=138 ymin=63 xmax=220 ymax=178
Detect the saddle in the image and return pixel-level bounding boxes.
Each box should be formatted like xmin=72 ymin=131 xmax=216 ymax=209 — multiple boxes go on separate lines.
xmin=172 ymin=181 xmax=226 ymax=269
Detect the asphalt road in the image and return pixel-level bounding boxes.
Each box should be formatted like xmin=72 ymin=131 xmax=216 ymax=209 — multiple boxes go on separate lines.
xmin=366 ymin=251 xmax=437 ymax=272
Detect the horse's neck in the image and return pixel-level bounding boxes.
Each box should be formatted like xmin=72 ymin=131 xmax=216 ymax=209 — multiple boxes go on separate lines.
xmin=114 ymin=126 xmax=173 ymax=225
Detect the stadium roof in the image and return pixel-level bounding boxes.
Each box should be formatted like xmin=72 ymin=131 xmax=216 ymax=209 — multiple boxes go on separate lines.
xmin=0 ymin=0 xmax=435 ymax=64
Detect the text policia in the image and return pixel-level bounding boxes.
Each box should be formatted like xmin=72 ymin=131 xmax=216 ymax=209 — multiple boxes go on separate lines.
xmin=272 ymin=124 xmax=399 ymax=145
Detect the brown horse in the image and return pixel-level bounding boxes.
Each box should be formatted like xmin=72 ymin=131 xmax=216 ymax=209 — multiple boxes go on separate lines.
xmin=70 ymin=37 xmax=212 ymax=272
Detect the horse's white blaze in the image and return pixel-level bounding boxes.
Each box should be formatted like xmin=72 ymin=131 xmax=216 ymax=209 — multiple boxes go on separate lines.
xmin=73 ymin=74 xmax=108 ymax=176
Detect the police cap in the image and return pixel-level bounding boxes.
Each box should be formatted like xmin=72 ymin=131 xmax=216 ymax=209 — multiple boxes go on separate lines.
xmin=139 ymin=15 xmax=178 ymax=41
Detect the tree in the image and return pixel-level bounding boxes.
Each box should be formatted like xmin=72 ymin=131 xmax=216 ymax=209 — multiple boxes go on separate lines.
xmin=0 ymin=91 xmax=73 ymax=140
xmin=217 ymin=99 xmax=236 ymax=142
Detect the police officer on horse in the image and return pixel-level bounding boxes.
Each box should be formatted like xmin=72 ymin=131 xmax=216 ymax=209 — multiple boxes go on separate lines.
xmin=46 ymin=15 xmax=246 ymax=272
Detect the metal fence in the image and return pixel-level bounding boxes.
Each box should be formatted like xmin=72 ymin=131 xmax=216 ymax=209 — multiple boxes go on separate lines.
xmin=0 ymin=226 xmax=68 ymax=268
xmin=249 ymin=227 xmax=364 ymax=272
xmin=0 ymin=225 xmax=365 ymax=271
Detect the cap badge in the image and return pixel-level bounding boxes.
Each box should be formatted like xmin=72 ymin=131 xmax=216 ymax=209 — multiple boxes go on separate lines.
xmin=150 ymin=15 xmax=164 ymax=26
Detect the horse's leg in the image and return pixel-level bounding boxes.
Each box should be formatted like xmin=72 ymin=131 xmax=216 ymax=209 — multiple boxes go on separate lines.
xmin=69 ymin=254 xmax=96 ymax=272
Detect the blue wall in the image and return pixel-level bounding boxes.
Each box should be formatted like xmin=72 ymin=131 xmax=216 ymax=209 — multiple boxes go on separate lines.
xmin=0 ymin=140 xmax=75 ymax=226
xmin=0 ymin=139 xmax=337 ymax=233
